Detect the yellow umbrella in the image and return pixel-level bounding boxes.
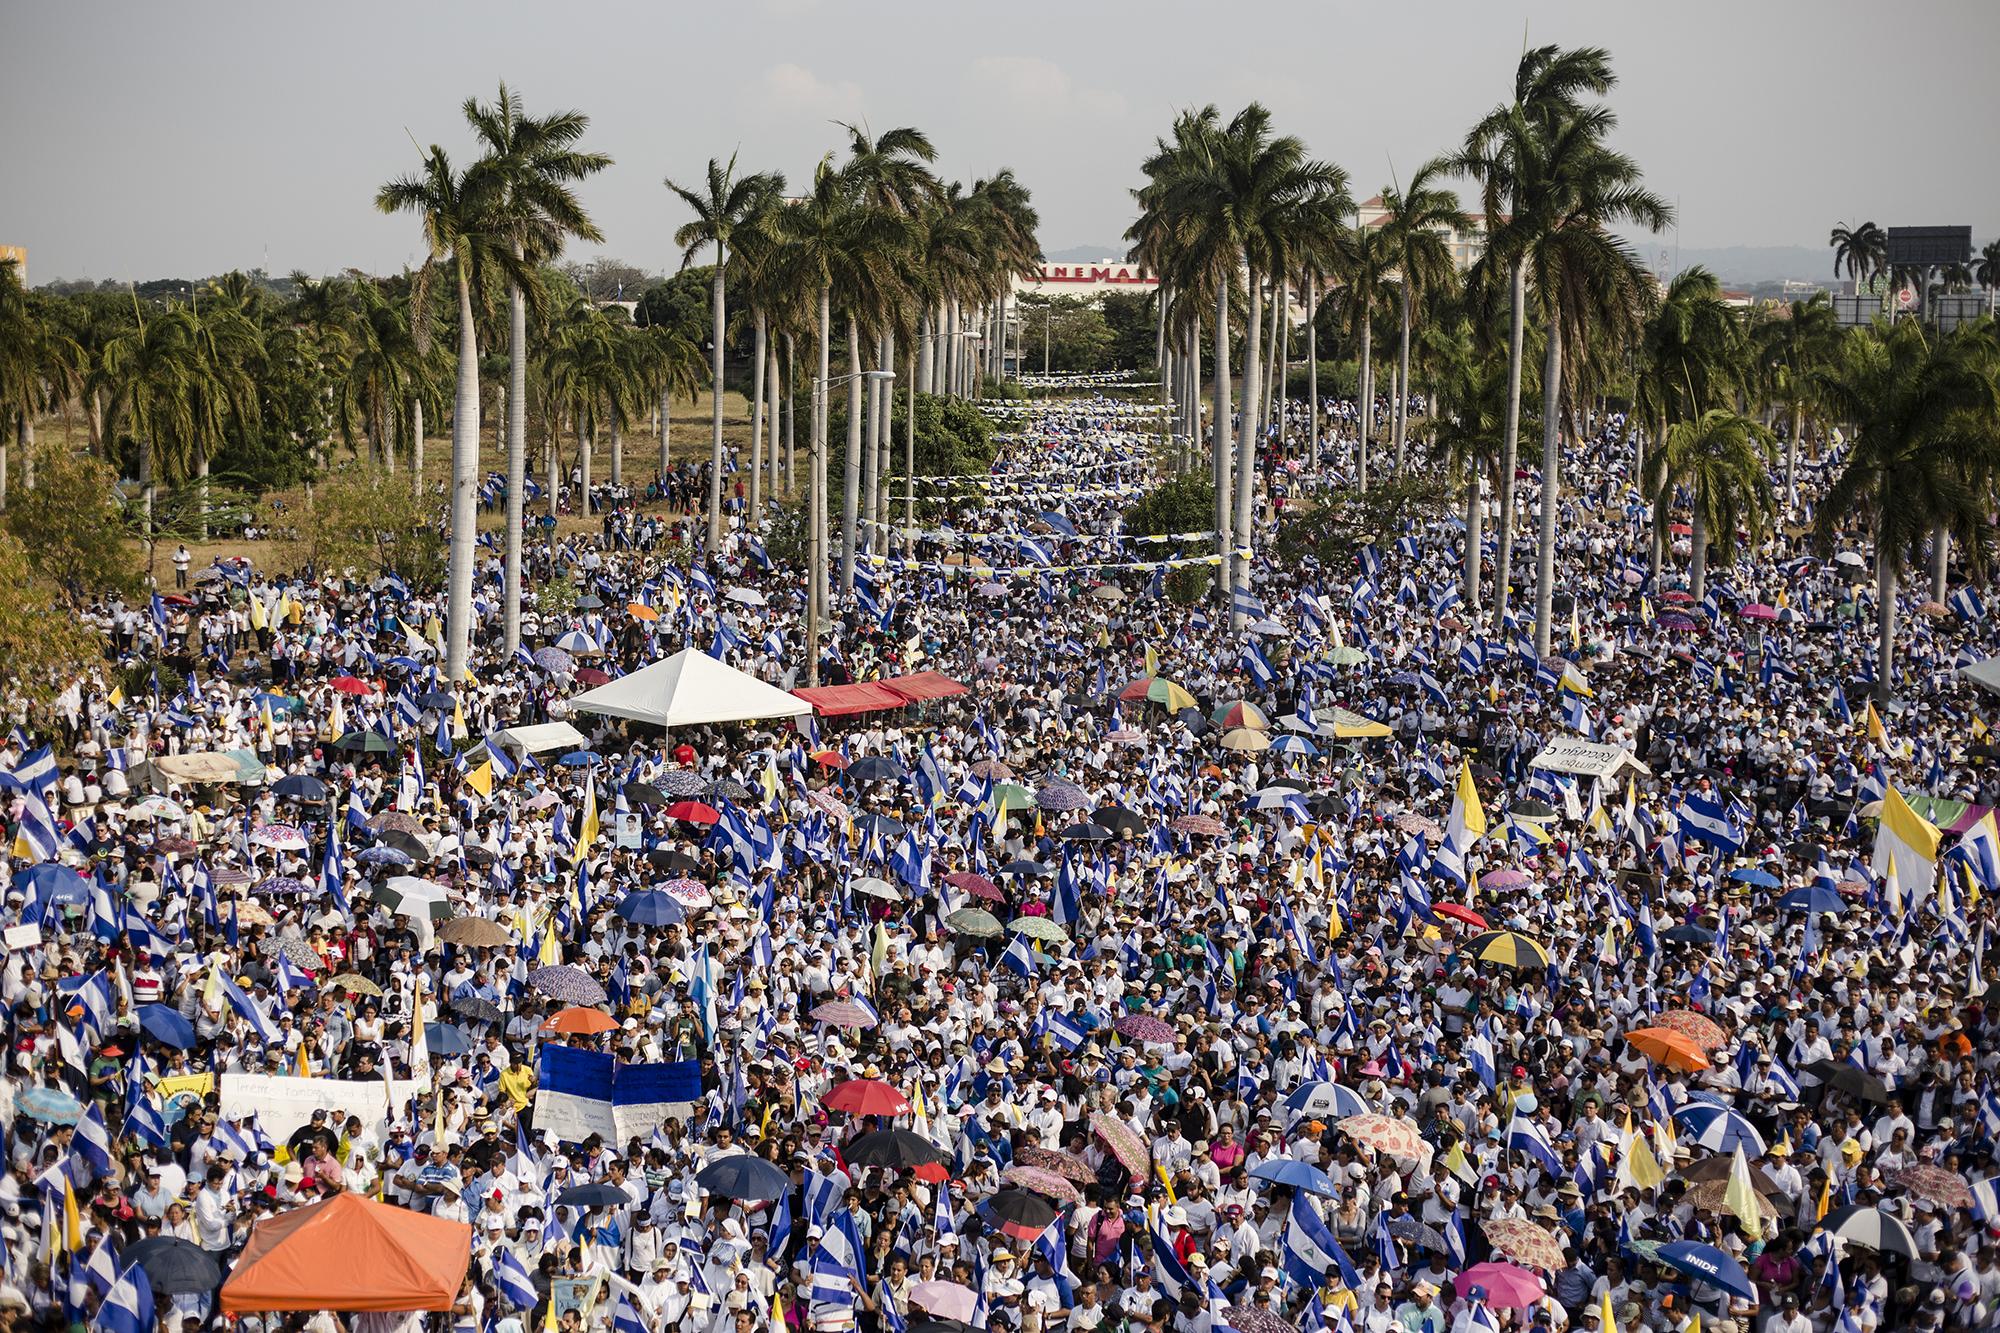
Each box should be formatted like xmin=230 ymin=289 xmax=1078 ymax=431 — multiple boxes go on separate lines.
xmin=1467 ymin=930 xmax=1551 ymax=973
xmin=1325 ymin=706 xmax=1391 ymax=739
xmin=1221 ymin=728 xmax=1271 ymax=752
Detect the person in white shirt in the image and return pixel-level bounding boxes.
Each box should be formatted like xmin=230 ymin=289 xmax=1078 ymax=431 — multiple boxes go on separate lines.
xmin=195 ymin=1167 xmax=235 ymax=1254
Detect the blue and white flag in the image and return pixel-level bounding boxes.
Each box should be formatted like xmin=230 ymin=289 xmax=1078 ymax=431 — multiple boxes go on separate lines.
xmin=89 ymin=1262 xmax=154 ymax=1333
xmin=1678 ymin=792 xmax=1743 ymax=853
xmin=1281 ymin=1192 xmax=1359 ymax=1291
xmin=1951 ymin=587 xmax=1987 ymax=621
xmin=492 ymin=1246 xmax=538 ymax=1309
xmin=1507 ymin=1114 xmax=1562 ymax=1176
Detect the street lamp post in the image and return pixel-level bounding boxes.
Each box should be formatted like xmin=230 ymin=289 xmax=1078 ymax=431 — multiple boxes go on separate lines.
xmin=805 ymin=368 xmax=896 ymax=686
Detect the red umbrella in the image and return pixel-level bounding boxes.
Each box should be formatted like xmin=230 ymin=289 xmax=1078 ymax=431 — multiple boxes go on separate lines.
xmin=945 ymin=870 xmax=1004 ymax=901
xmin=665 ymin=801 xmax=721 ymax=825
xmin=574 ymin=667 xmax=612 ymax=687
xmin=1435 ymin=903 xmax=1488 ymax=929
xmin=162 ymin=593 xmax=195 ymax=606
xmin=810 ymin=750 xmax=848 ymax=770
xmin=330 ymin=676 xmax=372 ymax=696
xmin=826 ymin=1079 xmax=910 ymax=1116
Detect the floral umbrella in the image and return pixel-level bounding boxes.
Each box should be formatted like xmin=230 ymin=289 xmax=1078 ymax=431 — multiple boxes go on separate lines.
xmin=250 ymin=823 xmax=309 ymax=851
xmin=1657 ymin=1009 xmax=1728 ymax=1050
xmin=1338 ymin=1113 xmax=1432 ymax=1165
xmin=810 ymin=999 xmax=878 ymax=1030
xmin=527 ymin=965 xmax=607 ymax=1006
xmin=255 ymin=876 xmax=312 ymax=896
xmin=1090 ymin=1113 xmax=1147 ymax=1174
xmin=1036 ymin=780 xmax=1091 ymax=812
xmin=807 ymin=789 xmax=850 ymax=820
xmin=969 ymin=759 xmax=1014 ymax=781
xmin=1016 ymin=1145 xmax=1095 ymax=1184
xmin=1220 ymin=1306 xmax=1294 ymax=1333
xmin=531 ymin=647 xmax=573 ymax=673
xmin=1890 ymin=1164 xmax=1973 ymax=1210
xmin=658 ymin=770 xmax=710 ymax=796
xmin=1003 ymin=1166 xmax=1083 ymax=1205
xmin=1169 ymin=814 xmax=1227 ymax=837
xmin=1114 ymin=1014 xmax=1177 ymax=1044
xmin=1482 ymin=1218 xmax=1566 ymax=1272
xmin=370 ymin=811 xmax=427 ymax=838
xmin=1394 ymin=813 xmax=1443 ymax=838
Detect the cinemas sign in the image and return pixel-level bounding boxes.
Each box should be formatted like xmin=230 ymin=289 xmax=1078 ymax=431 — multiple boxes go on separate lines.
xmin=1035 ymin=262 xmax=1155 ymax=286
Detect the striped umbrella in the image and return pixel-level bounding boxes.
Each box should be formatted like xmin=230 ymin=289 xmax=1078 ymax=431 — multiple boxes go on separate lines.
xmin=1670 ymin=1103 xmax=1767 ymax=1156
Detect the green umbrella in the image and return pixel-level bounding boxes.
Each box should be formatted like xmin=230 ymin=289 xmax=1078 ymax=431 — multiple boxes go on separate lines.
xmin=336 ymin=730 xmax=393 ymax=754
xmin=1327 ymin=646 xmax=1366 ymax=666
xmin=991 ymin=783 xmax=1034 ymax=813
xmin=945 ymin=908 xmax=1004 ymax=938
xmin=1009 ymin=916 xmax=1070 ymax=945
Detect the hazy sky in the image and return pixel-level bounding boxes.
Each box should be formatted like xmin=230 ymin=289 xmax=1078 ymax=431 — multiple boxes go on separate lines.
xmin=8 ymin=0 xmax=1998 ymax=284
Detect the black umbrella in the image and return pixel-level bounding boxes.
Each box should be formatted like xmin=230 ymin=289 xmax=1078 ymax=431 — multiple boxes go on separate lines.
xmin=983 ymin=1187 xmax=1058 ymax=1239
xmin=557 ymin=1183 xmax=636 ymax=1209
xmin=996 ymin=859 xmax=1050 ymax=877
xmin=1175 ymin=707 xmax=1211 ymax=734
xmin=909 ymin=1320 xmax=975 ymax=1333
xmin=1092 ymin=807 xmax=1147 ymax=839
xmin=452 ymin=996 xmax=504 ymax=1024
xmin=648 ymin=848 xmax=706 ymax=875
xmin=843 ymin=756 xmax=908 ymax=784
xmin=417 ymin=691 xmax=457 ymax=711
xmin=695 ymin=1154 xmax=790 ymax=1201
xmin=1058 ymin=822 xmax=1112 ymax=842
xmin=844 ymin=1129 xmax=948 ymax=1169
xmin=378 ymin=829 xmax=430 ymax=862
xmin=625 ymin=782 xmax=670 ymax=808
xmin=124 ymin=1237 xmax=220 ymax=1295
xmin=1805 ymin=1061 xmax=1891 ymax=1103
xmin=271 ymin=774 xmax=328 ymax=803
xmin=1307 ymin=793 xmax=1343 ymax=819
xmin=462 ymin=845 xmax=498 ymax=866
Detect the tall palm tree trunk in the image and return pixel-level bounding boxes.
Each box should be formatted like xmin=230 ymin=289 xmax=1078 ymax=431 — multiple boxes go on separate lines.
xmin=1213 ymin=282 xmax=1235 ymax=611
xmin=1785 ymin=407 xmax=1802 ymax=509
xmin=657 ymin=387 xmax=671 ymax=481
xmin=1493 ymin=256 xmax=1527 ymax=630
xmin=444 ymin=270 xmax=481 ymax=685
xmin=809 ymin=285 xmax=832 ymax=684
xmin=1689 ymin=506 xmax=1712 ymax=602
xmin=1306 ymin=276 xmax=1318 ymax=463
xmin=1394 ymin=284 xmax=1413 ymax=474
xmin=1532 ymin=315 xmax=1563 ymax=657
xmin=841 ymin=316 xmax=864 ymax=592
xmin=1464 ymin=462 xmax=1483 ymax=612
xmin=904 ymin=346 xmax=917 ymax=541
xmin=750 ymin=310 xmax=767 ymax=521
xmin=767 ymin=339 xmax=781 ymax=505
xmin=1876 ymin=532 xmax=1898 ymax=705
xmin=878 ymin=328 xmax=896 ymax=528
xmin=784 ymin=335 xmax=797 ymax=491
xmin=1234 ymin=265 xmax=1264 ymax=616
xmin=502 ymin=271 xmax=527 ymax=658
xmin=706 ymin=243 xmax=728 ymax=548
xmin=577 ymin=417 xmax=592 ymax=515
xmin=1186 ymin=319 xmax=1200 ymax=476
xmin=609 ymin=414 xmax=623 ymax=490
xmin=1356 ymin=319 xmax=1373 ymax=491
xmin=412 ymin=399 xmax=425 ymax=499
xmin=917 ymin=313 xmax=934 ymax=397
xmin=1275 ymin=279 xmax=1291 ymax=445
xmin=1931 ymin=525 xmax=1950 ymax=602
xmin=863 ymin=334 xmax=883 ymax=544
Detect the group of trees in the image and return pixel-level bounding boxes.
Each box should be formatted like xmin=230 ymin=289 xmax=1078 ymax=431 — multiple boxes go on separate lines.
xmin=1829 ymin=220 xmax=2000 ymax=299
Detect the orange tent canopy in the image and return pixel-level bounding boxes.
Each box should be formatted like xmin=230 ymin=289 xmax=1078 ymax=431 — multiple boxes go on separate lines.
xmin=220 ymin=1192 xmax=471 ymax=1313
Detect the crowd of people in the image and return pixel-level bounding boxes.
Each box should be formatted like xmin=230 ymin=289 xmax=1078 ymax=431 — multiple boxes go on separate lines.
xmin=5 ymin=383 xmax=2000 ymax=1333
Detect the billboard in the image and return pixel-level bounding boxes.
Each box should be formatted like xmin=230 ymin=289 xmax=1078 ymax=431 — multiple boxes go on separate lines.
xmin=1885 ymin=226 xmax=1971 ymax=269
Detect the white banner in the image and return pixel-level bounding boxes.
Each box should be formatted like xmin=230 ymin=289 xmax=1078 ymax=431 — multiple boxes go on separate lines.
xmin=1530 ymin=736 xmax=1648 ymax=780
xmin=219 ymin=1073 xmax=423 ymax=1145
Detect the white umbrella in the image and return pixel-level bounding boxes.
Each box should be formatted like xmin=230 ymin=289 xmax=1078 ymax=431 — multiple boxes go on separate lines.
xmin=724 ymin=587 xmax=768 ymax=607
xmin=850 ymin=876 xmax=903 ymax=901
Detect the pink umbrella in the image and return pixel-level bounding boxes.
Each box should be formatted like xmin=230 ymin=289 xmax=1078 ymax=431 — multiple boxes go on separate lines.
xmin=909 ymin=1282 xmax=978 ymax=1324
xmin=1480 ymin=868 xmax=1529 ymax=890
xmin=1740 ymin=603 xmax=1779 ymax=620
xmin=1453 ymin=1262 xmax=1547 ymax=1309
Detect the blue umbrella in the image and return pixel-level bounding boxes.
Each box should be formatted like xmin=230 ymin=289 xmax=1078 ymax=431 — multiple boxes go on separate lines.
xmin=559 ymin=750 xmax=604 ymax=767
xmin=1657 ymin=1239 xmax=1755 ymax=1301
xmin=696 ymin=1154 xmax=790 ymax=1201
xmin=14 ymin=862 xmax=89 ymax=904
xmin=1728 ymin=867 xmax=1781 ymax=888
xmin=1036 ymin=511 xmax=1079 ymax=537
xmin=424 ymin=1022 xmax=473 ymax=1055
xmin=272 ymin=774 xmax=328 ymax=802
xmin=137 ymin=1003 xmax=197 ymax=1049
xmin=1670 ymin=1104 xmax=1767 ymax=1157
xmin=1662 ymin=923 xmax=1716 ymax=944
xmin=356 ymin=846 xmax=414 ymax=866
xmin=1778 ymin=886 xmax=1844 ymax=913
xmin=614 ymin=890 xmax=686 ymax=927
xmin=1248 ymin=1158 xmax=1338 ymax=1196
xmin=844 ymin=756 xmax=908 ymax=784
xmin=17 ymin=1086 xmax=82 ymax=1124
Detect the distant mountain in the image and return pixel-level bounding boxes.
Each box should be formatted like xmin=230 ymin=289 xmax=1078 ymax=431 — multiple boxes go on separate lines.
xmin=1043 ymin=243 xmax=1129 ymax=263
xmin=1655 ymin=244 xmax=1834 ymax=287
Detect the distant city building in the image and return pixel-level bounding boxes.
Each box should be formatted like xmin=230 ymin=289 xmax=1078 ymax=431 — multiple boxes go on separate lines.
xmin=1353 ymin=196 xmax=1497 ymax=271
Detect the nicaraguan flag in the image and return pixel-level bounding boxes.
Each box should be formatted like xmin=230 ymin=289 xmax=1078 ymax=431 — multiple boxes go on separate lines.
xmin=492 ymin=1246 xmax=538 ymax=1309
xmin=90 ymin=1262 xmax=154 ymax=1333
xmin=1507 ymin=1114 xmax=1563 ymax=1176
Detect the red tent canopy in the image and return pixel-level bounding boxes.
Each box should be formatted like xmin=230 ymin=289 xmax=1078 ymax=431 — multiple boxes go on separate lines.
xmin=220 ymin=1192 xmax=471 ymax=1313
xmin=881 ymin=671 xmax=968 ymax=704
xmin=791 ymin=682 xmax=909 ymax=717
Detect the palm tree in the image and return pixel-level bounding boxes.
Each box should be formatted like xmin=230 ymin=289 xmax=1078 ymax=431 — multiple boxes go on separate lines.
xmin=1479 ymin=55 xmax=1671 ymax=655
xmin=1375 ymin=158 xmax=1469 ymax=474
xmin=1458 ymin=44 xmax=1618 ymax=630
xmin=1630 ymin=266 xmax=1743 ymax=563
xmin=1750 ymin=291 xmax=1839 ymax=504
xmin=1642 ymin=409 xmax=1775 ymax=601
xmin=103 ymin=306 xmax=205 ymax=537
xmin=1142 ymin=104 xmax=1346 ymax=612
xmin=464 ymin=81 xmax=611 ymax=659
xmin=1829 ymin=220 xmax=1887 ymax=291
xmin=377 ymin=144 xmax=530 ymax=684
xmin=1329 ymin=225 xmax=1396 ymax=491
xmin=772 ymin=156 xmax=913 ymax=678
xmin=1427 ymin=310 xmax=1509 ymax=609
xmin=1977 ymin=239 xmax=2000 ymax=296
xmin=1815 ymin=320 xmax=2000 ymax=701
xmin=667 ymin=154 xmax=785 ymax=550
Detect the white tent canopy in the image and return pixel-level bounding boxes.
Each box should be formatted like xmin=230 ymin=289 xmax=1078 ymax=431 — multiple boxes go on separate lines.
xmin=486 ymin=721 xmax=589 ymax=754
xmin=567 ymin=649 xmax=812 ymax=729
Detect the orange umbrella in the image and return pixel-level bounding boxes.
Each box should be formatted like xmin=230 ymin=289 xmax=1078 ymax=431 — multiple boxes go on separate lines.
xmin=1624 ymin=1025 xmax=1711 ymax=1071
xmin=627 ymin=602 xmax=660 ymax=621
xmin=542 ymin=1007 xmax=618 ymax=1035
